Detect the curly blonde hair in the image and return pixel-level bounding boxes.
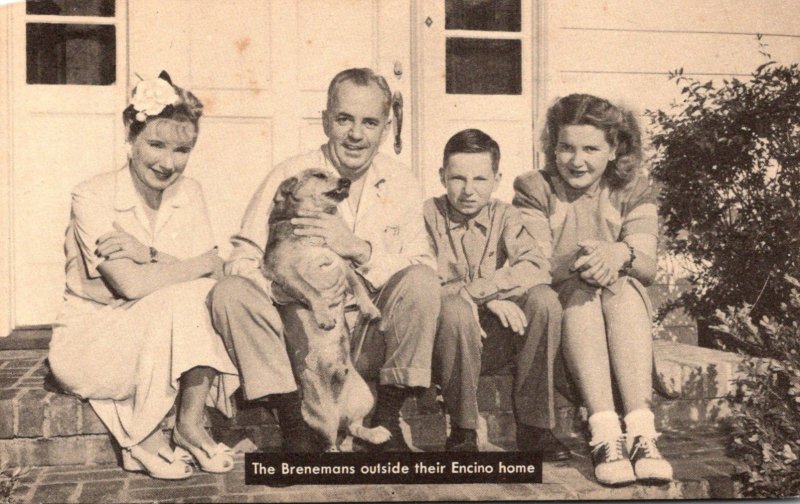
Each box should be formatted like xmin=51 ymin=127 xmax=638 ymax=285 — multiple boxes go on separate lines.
xmin=541 ymin=93 xmax=642 ymax=188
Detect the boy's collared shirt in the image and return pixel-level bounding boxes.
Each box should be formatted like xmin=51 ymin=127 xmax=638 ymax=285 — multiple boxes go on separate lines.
xmin=423 ymin=196 xmax=551 ymax=305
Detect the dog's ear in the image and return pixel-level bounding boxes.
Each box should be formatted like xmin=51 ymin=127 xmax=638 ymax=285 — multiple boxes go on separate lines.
xmin=274 ymin=176 xmax=299 ymax=203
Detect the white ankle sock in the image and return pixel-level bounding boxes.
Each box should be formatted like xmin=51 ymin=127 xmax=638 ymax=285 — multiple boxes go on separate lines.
xmin=588 ymin=410 xmax=622 ymax=445
xmin=623 ymin=408 xmax=658 ymax=439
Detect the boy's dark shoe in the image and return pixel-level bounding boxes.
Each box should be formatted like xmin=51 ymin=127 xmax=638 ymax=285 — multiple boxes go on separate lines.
xmin=517 ymin=424 xmax=572 ymax=461
xmin=445 ymin=427 xmax=479 ymax=452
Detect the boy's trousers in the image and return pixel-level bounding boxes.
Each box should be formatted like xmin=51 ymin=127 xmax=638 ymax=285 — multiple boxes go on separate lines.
xmin=433 ymin=284 xmax=562 ymax=430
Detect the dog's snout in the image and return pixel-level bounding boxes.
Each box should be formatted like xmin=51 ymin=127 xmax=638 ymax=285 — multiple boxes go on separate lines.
xmin=339 ymin=178 xmax=351 ymax=189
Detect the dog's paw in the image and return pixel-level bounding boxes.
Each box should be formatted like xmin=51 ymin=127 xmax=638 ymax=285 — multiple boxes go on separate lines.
xmin=316 ymin=316 xmax=336 ymax=330
xmin=358 ymin=300 xmax=381 ymax=321
xmin=357 ymin=426 xmax=392 ymax=445
xmin=311 ymin=306 xmax=337 ymax=330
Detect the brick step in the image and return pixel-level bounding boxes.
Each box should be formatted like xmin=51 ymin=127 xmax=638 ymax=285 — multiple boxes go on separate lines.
xmin=9 ymin=433 xmax=745 ymax=502
xmin=0 ymin=341 xmax=745 ymax=467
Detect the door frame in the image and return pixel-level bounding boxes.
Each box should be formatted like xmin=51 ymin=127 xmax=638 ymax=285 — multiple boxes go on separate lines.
xmin=410 ymin=0 xmax=549 ymax=198
xmin=1 ymin=4 xmax=12 ymax=336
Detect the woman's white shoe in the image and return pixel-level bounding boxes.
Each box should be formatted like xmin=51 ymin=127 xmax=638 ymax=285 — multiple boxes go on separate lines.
xmin=173 ymin=428 xmax=235 ymax=473
xmin=122 ymin=445 xmax=194 ymax=480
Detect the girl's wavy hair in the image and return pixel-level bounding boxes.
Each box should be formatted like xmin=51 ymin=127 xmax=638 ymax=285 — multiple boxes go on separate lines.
xmin=541 ymin=93 xmax=642 ymax=188
xmin=122 ymin=71 xmax=204 ymax=142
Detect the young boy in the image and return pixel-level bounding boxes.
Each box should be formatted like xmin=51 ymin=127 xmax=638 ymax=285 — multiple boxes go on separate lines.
xmin=424 ymin=129 xmax=570 ymax=459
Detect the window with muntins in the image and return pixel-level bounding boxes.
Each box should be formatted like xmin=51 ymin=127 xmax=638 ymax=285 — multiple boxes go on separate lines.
xmin=444 ymin=0 xmax=522 ymax=95
xmin=25 ymin=0 xmax=117 ymax=85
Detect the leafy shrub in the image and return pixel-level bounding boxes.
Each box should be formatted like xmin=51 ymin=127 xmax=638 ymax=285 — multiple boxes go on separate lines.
xmin=647 ymin=46 xmax=800 ymax=339
xmin=711 ymin=275 xmax=800 ymax=497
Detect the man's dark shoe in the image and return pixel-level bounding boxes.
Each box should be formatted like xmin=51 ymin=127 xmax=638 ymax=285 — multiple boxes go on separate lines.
xmin=281 ymin=421 xmax=326 ymax=453
xmin=517 ymin=425 xmax=572 ymax=461
xmin=353 ymin=417 xmax=412 ymax=452
xmin=356 ymin=385 xmax=415 ymax=452
xmin=271 ymin=391 xmax=325 ymax=453
xmin=445 ymin=427 xmax=479 ymax=452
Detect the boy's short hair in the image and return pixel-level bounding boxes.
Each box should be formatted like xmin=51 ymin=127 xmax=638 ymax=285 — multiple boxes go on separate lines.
xmin=442 ymin=129 xmax=501 ymax=173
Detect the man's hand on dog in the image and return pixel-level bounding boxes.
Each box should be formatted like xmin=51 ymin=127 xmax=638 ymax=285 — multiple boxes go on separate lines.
xmin=291 ymin=210 xmax=372 ymax=265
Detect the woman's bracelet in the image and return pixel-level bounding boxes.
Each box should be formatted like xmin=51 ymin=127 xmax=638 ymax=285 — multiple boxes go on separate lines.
xmin=620 ymin=242 xmax=636 ymax=272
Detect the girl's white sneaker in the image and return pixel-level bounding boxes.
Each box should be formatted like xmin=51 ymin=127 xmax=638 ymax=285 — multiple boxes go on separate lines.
xmin=591 ymin=434 xmax=636 ymax=487
xmin=629 ymin=435 xmax=673 ymax=483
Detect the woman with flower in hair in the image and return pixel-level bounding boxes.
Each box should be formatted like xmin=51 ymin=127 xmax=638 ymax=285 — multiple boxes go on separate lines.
xmin=48 ymin=72 xmax=239 ymax=479
xmin=513 ymin=93 xmax=673 ymax=486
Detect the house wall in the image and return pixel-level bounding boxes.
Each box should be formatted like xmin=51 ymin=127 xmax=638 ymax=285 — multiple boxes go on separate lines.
xmin=541 ymin=0 xmax=800 ymax=342
xmin=543 ymin=0 xmax=800 ymax=122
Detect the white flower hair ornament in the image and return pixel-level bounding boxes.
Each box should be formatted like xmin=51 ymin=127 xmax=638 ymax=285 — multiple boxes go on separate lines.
xmin=130 ymin=71 xmax=180 ymax=122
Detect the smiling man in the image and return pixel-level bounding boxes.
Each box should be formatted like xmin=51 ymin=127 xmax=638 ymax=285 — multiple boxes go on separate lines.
xmin=208 ymin=68 xmax=440 ymax=452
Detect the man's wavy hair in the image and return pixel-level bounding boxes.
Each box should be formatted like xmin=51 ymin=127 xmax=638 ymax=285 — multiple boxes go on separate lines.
xmin=122 ymin=71 xmax=204 ymax=143
xmin=541 ymin=93 xmax=642 ymax=188
xmin=326 ymin=68 xmax=392 ymax=118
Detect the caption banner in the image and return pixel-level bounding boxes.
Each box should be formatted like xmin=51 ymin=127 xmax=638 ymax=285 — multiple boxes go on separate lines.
xmin=245 ymin=452 xmax=543 ymax=486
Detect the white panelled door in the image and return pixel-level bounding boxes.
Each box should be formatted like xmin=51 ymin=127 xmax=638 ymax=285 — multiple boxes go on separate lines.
xmin=416 ymin=0 xmax=535 ymax=202
xmin=9 ymin=0 xmax=128 ymax=327
xmin=129 ymin=0 xmax=412 ymax=262
xmin=8 ymin=0 xmax=411 ymax=329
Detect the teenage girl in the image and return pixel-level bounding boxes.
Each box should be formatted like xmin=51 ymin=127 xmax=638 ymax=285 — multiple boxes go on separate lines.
xmin=513 ymin=93 xmax=673 ymax=486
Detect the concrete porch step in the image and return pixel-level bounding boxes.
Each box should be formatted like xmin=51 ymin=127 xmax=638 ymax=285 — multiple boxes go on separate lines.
xmin=0 ymin=340 xmax=745 ymax=468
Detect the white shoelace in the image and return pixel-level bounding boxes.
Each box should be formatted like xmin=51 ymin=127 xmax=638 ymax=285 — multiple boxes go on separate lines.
xmin=591 ymin=436 xmax=627 ymax=462
xmin=631 ymin=436 xmax=662 ymax=460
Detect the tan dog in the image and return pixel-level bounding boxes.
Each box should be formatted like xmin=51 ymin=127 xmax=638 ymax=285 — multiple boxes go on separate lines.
xmin=262 ymin=168 xmax=389 ymax=451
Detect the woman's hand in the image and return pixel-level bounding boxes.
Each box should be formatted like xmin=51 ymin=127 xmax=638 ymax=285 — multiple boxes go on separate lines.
xmin=200 ymin=248 xmax=225 ymax=279
xmin=572 ymin=239 xmax=629 ymax=288
xmin=95 ymin=222 xmax=150 ymax=263
xmin=485 ymin=299 xmax=528 ymax=335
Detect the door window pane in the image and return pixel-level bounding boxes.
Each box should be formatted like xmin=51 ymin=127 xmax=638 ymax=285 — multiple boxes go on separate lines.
xmin=445 ymin=0 xmax=520 ymax=32
xmin=26 ymin=23 xmax=116 ymax=85
xmin=446 ymin=38 xmax=521 ymax=95
xmin=26 ymin=0 xmax=115 ymax=17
